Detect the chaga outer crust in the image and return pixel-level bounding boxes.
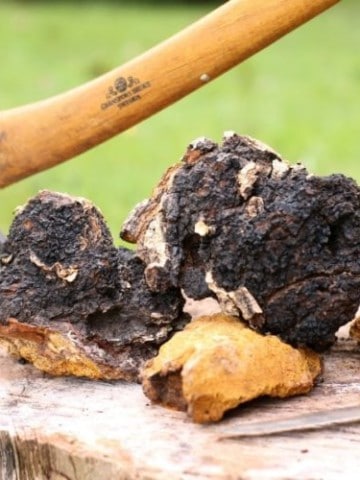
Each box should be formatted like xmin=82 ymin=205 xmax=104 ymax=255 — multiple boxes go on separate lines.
xmin=0 ymin=190 xmax=121 ymax=324
xmin=0 ymin=192 xmax=187 ymax=380
xmin=121 ymin=134 xmax=360 ymax=351
xmin=86 ymin=248 xmax=188 ymax=378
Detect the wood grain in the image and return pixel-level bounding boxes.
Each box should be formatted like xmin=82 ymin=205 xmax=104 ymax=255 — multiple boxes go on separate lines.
xmin=1 ymin=329 xmax=359 ymax=480
xmin=0 ymin=0 xmax=339 ymax=187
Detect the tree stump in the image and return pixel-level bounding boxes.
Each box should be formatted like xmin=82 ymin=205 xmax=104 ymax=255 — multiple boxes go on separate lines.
xmin=1 ymin=325 xmax=360 ymax=480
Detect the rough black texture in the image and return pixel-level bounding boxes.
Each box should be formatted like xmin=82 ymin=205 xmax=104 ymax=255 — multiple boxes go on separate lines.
xmin=0 ymin=191 xmax=187 ymax=379
xmin=121 ymin=133 xmax=360 ymax=351
xmin=0 ymin=190 xmax=120 ymax=324
xmin=86 ymin=248 xmax=188 ymax=378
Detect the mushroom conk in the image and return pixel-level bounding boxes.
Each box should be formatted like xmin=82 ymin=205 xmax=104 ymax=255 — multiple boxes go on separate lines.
xmin=0 ymin=191 xmax=188 ymax=381
xmin=1 ymin=132 xmax=360 ymax=382
xmin=142 ymin=314 xmax=322 ymax=423
xmin=122 ymin=133 xmax=360 ymax=351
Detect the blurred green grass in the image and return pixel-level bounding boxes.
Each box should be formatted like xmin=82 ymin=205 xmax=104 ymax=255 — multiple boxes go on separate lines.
xmin=0 ymin=0 xmax=359 ymax=242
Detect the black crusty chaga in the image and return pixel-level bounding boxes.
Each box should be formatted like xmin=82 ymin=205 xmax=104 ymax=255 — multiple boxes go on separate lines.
xmin=0 ymin=190 xmax=187 ymax=379
xmin=0 ymin=190 xmax=121 ymax=323
xmin=86 ymin=248 xmax=188 ymax=378
xmin=121 ymin=133 xmax=360 ymax=351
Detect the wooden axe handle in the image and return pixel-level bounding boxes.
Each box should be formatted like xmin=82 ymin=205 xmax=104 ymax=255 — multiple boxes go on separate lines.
xmin=0 ymin=0 xmax=339 ymax=187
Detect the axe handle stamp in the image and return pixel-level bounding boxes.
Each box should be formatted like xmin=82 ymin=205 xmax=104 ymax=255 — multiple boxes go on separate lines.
xmin=0 ymin=0 xmax=339 ymax=187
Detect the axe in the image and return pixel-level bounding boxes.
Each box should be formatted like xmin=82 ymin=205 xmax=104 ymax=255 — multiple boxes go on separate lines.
xmin=0 ymin=0 xmax=339 ymax=188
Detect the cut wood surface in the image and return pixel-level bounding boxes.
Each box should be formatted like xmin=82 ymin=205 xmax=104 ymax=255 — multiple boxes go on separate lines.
xmin=1 ymin=323 xmax=360 ymax=480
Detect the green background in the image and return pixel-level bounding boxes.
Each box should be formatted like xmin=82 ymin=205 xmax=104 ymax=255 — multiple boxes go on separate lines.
xmin=0 ymin=0 xmax=359 ymax=243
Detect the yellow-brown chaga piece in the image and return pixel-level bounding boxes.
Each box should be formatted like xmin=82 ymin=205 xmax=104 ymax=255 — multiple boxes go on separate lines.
xmin=142 ymin=314 xmax=322 ymax=423
xmin=0 ymin=319 xmax=133 ymax=381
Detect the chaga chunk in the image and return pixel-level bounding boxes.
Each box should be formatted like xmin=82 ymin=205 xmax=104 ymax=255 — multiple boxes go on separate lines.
xmin=0 ymin=191 xmax=187 ymax=381
xmin=142 ymin=314 xmax=321 ymax=423
xmin=0 ymin=190 xmax=121 ymax=323
xmin=121 ymin=133 xmax=360 ymax=351
xmin=85 ymin=248 xmax=188 ymax=379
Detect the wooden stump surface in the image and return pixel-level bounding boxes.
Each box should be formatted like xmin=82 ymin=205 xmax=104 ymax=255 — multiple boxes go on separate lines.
xmin=1 ymin=321 xmax=360 ymax=480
